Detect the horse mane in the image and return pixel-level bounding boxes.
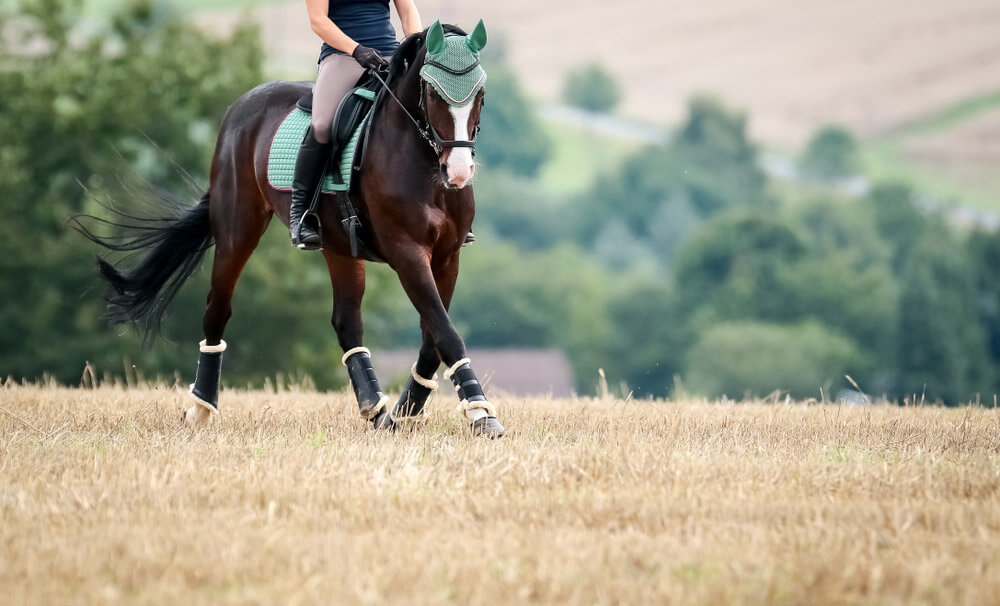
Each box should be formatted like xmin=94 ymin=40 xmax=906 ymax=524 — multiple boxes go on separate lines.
xmin=387 ymin=23 xmax=469 ymax=83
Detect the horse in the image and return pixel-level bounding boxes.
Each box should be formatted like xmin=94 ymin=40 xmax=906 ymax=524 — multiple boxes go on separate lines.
xmin=76 ymin=20 xmax=506 ymax=438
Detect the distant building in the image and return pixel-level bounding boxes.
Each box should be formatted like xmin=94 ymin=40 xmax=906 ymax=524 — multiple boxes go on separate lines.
xmin=373 ymin=348 xmax=575 ymax=397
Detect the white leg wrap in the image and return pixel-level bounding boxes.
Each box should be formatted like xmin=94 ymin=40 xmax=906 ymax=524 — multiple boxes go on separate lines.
xmin=411 ymin=363 xmax=439 ymax=390
xmin=443 ymin=357 xmax=472 ymax=380
xmin=390 ymin=407 xmax=428 ymax=424
xmin=368 ymin=396 xmax=389 ymax=420
xmin=187 ymin=387 xmax=219 ymax=414
xmin=199 ymin=339 xmax=227 ymax=353
xmin=456 ymin=399 xmax=497 ymax=420
xmin=341 ymin=346 xmax=371 ymax=366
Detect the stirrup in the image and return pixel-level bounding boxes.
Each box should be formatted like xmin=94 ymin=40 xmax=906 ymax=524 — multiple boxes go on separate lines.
xmin=291 ymin=213 xmax=322 ymax=250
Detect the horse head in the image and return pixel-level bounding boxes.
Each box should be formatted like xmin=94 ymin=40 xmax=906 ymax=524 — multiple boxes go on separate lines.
xmin=416 ymin=19 xmax=488 ymax=190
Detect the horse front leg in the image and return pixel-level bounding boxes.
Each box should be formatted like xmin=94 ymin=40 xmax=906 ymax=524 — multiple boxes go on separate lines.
xmin=393 ymin=252 xmax=505 ymax=438
xmin=322 ymin=252 xmax=390 ymax=425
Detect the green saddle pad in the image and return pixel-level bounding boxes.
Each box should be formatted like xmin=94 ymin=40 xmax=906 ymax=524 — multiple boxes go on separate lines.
xmin=267 ymin=108 xmax=365 ymax=193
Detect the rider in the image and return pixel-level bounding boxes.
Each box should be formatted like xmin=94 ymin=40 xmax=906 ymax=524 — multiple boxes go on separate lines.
xmin=290 ymin=0 xmax=423 ymax=249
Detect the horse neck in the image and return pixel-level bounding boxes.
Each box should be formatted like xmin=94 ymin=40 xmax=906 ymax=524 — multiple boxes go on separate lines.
xmin=386 ymin=57 xmax=425 ymax=126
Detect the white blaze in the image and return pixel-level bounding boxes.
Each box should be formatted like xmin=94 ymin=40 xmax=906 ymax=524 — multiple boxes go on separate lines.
xmin=445 ymin=104 xmax=475 ymax=188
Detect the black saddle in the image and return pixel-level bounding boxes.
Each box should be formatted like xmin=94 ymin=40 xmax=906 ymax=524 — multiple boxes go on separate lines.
xmin=296 ymin=72 xmax=381 ymax=184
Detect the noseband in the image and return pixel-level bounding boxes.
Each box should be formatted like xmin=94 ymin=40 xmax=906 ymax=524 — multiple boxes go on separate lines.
xmin=371 ymin=68 xmax=481 ymax=157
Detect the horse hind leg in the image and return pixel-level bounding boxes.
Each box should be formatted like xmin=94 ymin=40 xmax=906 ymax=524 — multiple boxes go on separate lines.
xmin=388 ymin=331 xmax=440 ymax=429
xmin=185 ymin=187 xmax=271 ymax=427
xmin=322 ymin=253 xmax=390 ymax=425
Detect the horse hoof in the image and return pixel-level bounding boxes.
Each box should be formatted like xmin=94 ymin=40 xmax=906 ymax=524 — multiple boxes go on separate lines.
xmin=470 ymin=416 xmax=505 ymax=439
xmin=359 ymin=394 xmax=390 ymax=421
xmin=370 ymin=407 xmax=396 ymax=431
xmin=183 ymin=403 xmax=214 ymax=428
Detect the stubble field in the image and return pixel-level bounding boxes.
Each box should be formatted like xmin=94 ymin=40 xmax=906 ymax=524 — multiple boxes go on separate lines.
xmin=2 ymin=385 xmax=999 ymax=604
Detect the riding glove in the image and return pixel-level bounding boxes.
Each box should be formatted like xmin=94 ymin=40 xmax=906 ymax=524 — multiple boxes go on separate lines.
xmin=352 ymin=45 xmax=387 ymax=70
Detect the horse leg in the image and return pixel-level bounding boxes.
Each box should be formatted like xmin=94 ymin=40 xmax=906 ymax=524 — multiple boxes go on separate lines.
xmin=389 ymin=255 xmax=463 ymax=427
xmin=322 ymin=252 xmax=390 ymax=424
xmin=393 ymin=251 xmax=505 ymax=438
xmin=185 ymin=189 xmax=271 ymax=427
xmin=388 ymin=331 xmax=440 ymax=428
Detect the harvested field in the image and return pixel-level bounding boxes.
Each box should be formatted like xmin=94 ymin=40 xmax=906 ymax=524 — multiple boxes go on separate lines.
xmin=2 ymin=385 xmax=999 ymax=604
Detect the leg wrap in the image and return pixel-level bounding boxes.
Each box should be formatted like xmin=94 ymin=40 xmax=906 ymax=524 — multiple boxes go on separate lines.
xmin=391 ymin=365 xmax=439 ymax=422
xmin=190 ymin=339 xmax=226 ymax=410
xmin=343 ymin=347 xmax=388 ymax=420
xmin=444 ymin=359 xmax=497 ymax=418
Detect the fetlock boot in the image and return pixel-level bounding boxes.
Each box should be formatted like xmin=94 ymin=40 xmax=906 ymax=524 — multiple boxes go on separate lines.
xmin=289 ymin=126 xmax=330 ymax=250
xmin=444 ymin=358 xmax=505 ymax=438
xmin=342 ymin=347 xmax=389 ymax=420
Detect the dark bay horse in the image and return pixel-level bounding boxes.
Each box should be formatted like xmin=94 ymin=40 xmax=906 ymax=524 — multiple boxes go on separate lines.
xmin=79 ymin=21 xmax=505 ymax=437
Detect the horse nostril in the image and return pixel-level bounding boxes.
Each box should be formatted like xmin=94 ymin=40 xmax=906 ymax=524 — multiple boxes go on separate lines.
xmin=440 ymin=163 xmax=448 ymax=176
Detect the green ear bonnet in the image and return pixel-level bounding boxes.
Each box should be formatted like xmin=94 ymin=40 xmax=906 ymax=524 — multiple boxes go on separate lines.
xmin=420 ymin=20 xmax=488 ymax=107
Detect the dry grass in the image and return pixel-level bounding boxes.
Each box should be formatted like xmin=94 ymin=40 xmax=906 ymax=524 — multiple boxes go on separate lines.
xmin=2 ymin=384 xmax=999 ymax=605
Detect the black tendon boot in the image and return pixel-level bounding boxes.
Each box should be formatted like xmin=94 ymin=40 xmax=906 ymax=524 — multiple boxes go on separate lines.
xmin=190 ymin=339 xmax=226 ymax=410
xmin=389 ymin=364 xmax=439 ymax=427
xmin=444 ymin=358 xmax=505 ymax=438
xmin=342 ymin=347 xmax=389 ymax=421
xmin=289 ymin=127 xmax=330 ymax=250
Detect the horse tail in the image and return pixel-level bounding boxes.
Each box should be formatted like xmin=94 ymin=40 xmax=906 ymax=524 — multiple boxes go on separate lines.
xmin=73 ymin=190 xmax=214 ymax=340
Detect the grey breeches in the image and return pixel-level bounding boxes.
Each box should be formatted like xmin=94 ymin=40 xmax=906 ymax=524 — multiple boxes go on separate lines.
xmin=312 ymin=53 xmax=366 ymax=144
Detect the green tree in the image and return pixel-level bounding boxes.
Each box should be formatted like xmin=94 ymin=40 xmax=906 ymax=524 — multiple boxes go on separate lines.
xmin=450 ymin=241 xmax=612 ymax=391
xmin=894 ymin=234 xmax=993 ymax=404
xmin=562 ymin=63 xmax=621 ymax=113
xmin=684 ymin=321 xmax=862 ymax=399
xmin=575 ymin=96 xmax=770 ymax=257
xmin=478 ymin=62 xmax=552 ymax=178
xmin=0 ymin=0 xmax=265 ymax=383
xmin=800 ymin=124 xmax=860 ymax=180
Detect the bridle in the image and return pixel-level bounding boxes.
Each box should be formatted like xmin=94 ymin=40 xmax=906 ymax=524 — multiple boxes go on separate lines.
xmin=370 ymin=61 xmax=482 ymax=157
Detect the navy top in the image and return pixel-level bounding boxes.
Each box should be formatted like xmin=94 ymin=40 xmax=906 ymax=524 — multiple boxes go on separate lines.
xmin=319 ymin=0 xmax=398 ymax=62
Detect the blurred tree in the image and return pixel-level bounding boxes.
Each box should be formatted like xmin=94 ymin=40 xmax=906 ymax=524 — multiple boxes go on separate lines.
xmin=599 ymin=276 xmax=686 ymax=397
xmin=574 ymin=96 xmax=770 ymax=265
xmin=450 ymin=241 xmax=612 ymax=392
xmin=800 ymin=124 xmax=860 ymax=181
xmin=0 ymin=0 xmax=265 ymax=383
xmin=562 ymin=62 xmax=621 ymax=113
xmin=894 ymin=233 xmax=993 ymax=404
xmin=966 ymin=229 xmax=1000 ymax=398
xmin=478 ymin=62 xmax=552 ymax=178
xmin=869 ymin=182 xmax=927 ymax=270
xmin=684 ymin=321 xmax=862 ymax=399
xmin=673 ymin=213 xmax=808 ymax=324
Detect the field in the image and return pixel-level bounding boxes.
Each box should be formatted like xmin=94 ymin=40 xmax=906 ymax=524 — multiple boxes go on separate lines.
xmin=3 ymin=385 xmax=999 ymax=604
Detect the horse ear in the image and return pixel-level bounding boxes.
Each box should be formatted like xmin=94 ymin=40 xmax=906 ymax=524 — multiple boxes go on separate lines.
xmin=466 ymin=19 xmax=488 ymax=54
xmin=426 ymin=20 xmax=446 ymax=55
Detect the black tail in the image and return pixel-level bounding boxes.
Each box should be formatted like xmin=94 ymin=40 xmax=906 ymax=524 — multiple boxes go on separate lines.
xmin=73 ymin=190 xmax=214 ymax=340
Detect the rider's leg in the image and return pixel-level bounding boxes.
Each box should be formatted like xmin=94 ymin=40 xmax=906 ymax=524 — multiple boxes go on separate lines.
xmin=289 ymin=54 xmax=365 ymax=250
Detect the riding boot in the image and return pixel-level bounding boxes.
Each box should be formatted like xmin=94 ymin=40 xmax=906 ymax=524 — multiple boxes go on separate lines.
xmin=289 ymin=127 xmax=330 ymax=250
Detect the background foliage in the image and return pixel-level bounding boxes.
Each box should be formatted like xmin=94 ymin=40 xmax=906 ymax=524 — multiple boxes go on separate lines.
xmin=3 ymin=0 xmax=1000 ymax=405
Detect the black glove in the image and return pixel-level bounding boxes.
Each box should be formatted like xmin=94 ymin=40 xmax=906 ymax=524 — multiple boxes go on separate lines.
xmin=352 ymin=45 xmax=387 ymax=70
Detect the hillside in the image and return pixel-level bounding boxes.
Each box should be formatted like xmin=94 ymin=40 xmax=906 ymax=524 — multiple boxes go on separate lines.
xmin=202 ymin=0 xmax=1000 ymax=149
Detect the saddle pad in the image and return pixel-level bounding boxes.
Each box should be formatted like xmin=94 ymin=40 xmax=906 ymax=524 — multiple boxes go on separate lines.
xmin=267 ymin=108 xmax=364 ymax=193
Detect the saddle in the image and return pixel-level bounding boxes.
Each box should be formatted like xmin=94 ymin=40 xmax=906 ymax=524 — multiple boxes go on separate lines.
xmin=296 ymin=72 xmax=385 ymax=261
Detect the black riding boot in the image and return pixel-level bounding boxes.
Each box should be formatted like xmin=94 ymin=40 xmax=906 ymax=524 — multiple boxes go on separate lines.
xmin=289 ymin=127 xmax=330 ymax=250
